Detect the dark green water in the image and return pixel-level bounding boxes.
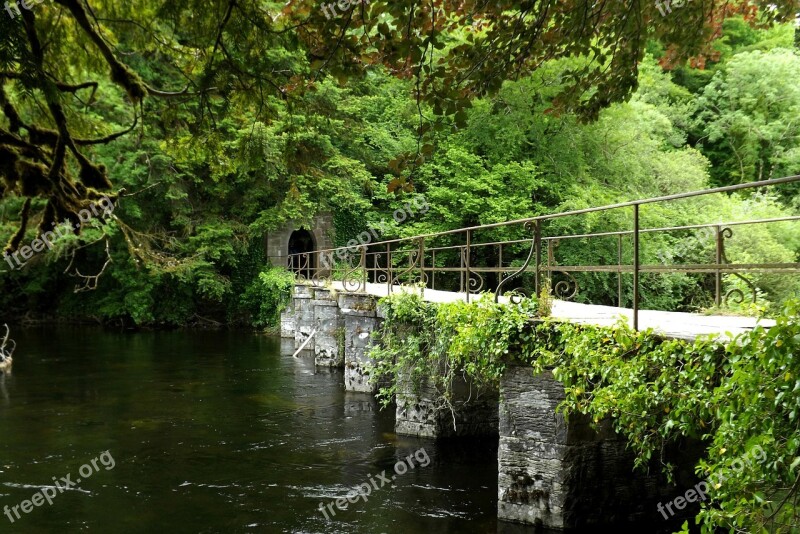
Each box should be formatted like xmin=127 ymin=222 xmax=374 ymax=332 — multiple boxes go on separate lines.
xmin=0 ymin=328 xmax=537 ymax=533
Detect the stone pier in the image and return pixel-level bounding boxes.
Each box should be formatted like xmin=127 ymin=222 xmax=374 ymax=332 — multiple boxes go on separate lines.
xmin=338 ymin=293 xmax=382 ymax=393
xmin=281 ymin=285 xmax=382 ymax=387
xmin=395 ymin=370 xmax=500 ymax=438
xmin=289 ymin=285 xmax=314 ymax=349
xmin=311 ymin=288 xmax=342 ymax=367
xmin=498 ymin=367 xmax=685 ymax=529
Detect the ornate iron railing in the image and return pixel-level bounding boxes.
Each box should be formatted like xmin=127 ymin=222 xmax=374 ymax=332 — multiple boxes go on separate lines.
xmin=276 ymin=176 xmax=800 ymax=329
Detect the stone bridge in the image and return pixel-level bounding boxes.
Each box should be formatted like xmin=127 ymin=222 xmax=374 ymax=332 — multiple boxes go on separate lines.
xmin=279 ymin=281 xmax=774 ymax=530
xmin=278 ymin=177 xmax=798 ymax=529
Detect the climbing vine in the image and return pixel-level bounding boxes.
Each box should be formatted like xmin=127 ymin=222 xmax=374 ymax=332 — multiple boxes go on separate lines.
xmin=369 ymin=292 xmax=800 ymax=533
xmin=369 ymin=292 xmax=537 ymax=410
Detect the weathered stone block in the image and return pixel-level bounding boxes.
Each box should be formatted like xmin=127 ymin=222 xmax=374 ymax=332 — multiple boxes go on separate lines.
xmin=339 ymin=294 xmax=381 ymax=392
xmin=294 ymin=296 xmax=315 ymax=349
xmin=314 ymin=299 xmax=343 ymax=368
xmin=343 ymin=316 xmax=380 ymax=392
xmin=395 ymin=362 xmax=499 ymax=438
xmin=338 ymin=293 xmax=376 ymax=313
xmin=498 ymin=366 xmax=680 ymax=530
xmin=280 ymin=307 xmax=296 ymax=338
xmin=313 ymin=288 xmax=335 ymax=301
xmin=293 ymin=284 xmax=313 ymax=299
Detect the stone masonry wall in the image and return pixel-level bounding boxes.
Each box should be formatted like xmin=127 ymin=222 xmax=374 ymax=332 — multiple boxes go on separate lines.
xmin=498 ymin=366 xmax=680 ymax=530
xmin=280 ymin=303 xmax=296 ymax=339
xmin=395 ymin=365 xmax=500 ymax=439
xmin=291 ymin=285 xmax=314 ymax=350
xmin=282 ymin=285 xmax=381 ymax=384
xmin=266 ymin=213 xmax=334 ymax=267
xmin=338 ymin=293 xmax=382 ymax=393
xmin=312 ymin=288 xmax=342 ymax=367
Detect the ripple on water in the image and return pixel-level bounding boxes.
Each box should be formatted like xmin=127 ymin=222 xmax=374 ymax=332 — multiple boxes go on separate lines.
xmin=0 ymin=328 xmax=523 ymax=533
xmin=3 ymin=483 xmax=92 ymax=495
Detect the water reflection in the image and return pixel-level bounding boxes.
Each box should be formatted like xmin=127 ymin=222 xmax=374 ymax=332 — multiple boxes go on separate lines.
xmin=0 ymin=327 xmax=540 ymax=533
xmin=0 ymin=367 xmax=9 ymax=405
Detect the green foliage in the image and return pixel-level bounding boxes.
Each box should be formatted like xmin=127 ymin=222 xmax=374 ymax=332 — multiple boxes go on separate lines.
xmin=1 ymin=8 xmax=798 ymax=328
xmin=527 ymin=299 xmax=799 ymax=534
xmin=372 ymin=293 xmax=800 ymax=532
xmin=333 ymin=208 xmax=369 ymax=248
xmin=288 ymin=0 xmax=798 ymax=127
xmin=538 ymin=281 xmax=554 ymax=318
xmin=688 ymin=300 xmax=800 ymax=531
xmin=242 ymin=267 xmax=294 ymax=329
xmin=368 ymin=292 xmax=539 ymax=408
xmin=394 ymin=55 xmax=798 ymax=311
xmin=694 ymin=48 xmax=800 ymax=192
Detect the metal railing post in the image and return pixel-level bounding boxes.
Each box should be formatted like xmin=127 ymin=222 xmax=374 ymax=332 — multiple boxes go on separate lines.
xmin=498 ymin=243 xmax=503 ymax=290
xmin=617 ymin=234 xmax=623 ymax=307
xmin=431 ymin=250 xmax=436 ymax=290
xmin=534 ymin=221 xmax=542 ymax=296
xmin=387 ymin=243 xmax=393 ymax=294
xmin=465 ymin=230 xmax=471 ymax=302
xmin=546 ymin=238 xmax=555 ymax=294
xmin=715 ymin=225 xmax=723 ymax=307
xmin=633 ymin=204 xmax=640 ymax=331
xmin=361 ymin=246 xmax=367 ymax=291
xmin=459 ymin=246 xmax=465 ymax=293
xmin=419 ymin=238 xmax=426 ymax=290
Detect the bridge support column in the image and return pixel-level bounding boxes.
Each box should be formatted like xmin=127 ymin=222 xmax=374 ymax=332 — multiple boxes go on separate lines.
xmin=395 ymin=367 xmax=499 ymax=438
xmin=280 ymin=303 xmax=296 ymax=339
xmin=338 ymin=294 xmax=381 ymax=392
xmin=498 ymin=366 xmax=677 ymax=529
xmin=312 ymin=289 xmax=344 ymax=368
xmin=292 ymin=285 xmax=314 ymax=350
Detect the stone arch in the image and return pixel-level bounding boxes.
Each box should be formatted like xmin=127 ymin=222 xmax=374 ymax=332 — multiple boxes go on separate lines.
xmin=265 ymin=213 xmax=334 ymax=271
xmin=288 ymin=229 xmax=316 ymax=277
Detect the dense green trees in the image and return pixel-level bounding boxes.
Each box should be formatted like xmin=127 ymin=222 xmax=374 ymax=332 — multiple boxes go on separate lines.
xmin=394 ymin=49 xmax=798 ymax=312
xmin=0 ymin=2 xmax=798 ymax=326
xmin=6 ymin=0 xmax=790 ymax=228
xmin=695 ymin=48 xmax=800 ymax=189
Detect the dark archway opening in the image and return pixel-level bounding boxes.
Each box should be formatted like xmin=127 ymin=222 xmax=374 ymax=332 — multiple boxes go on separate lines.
xmin=288 ymin=229 xmax=315 ymax=278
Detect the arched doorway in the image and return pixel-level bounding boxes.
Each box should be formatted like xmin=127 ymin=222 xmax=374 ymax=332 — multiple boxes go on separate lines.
xmin=288 ymin=229 xmax=315 ymax=278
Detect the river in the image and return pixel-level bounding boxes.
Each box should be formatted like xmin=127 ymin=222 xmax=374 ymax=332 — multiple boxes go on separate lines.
xmin=0 ymin=327 xmax=540 ymax=533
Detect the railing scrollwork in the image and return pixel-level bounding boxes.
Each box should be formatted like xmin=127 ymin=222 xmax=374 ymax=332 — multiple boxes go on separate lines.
xmin=277 ymin=175 xmax=799 ymax=329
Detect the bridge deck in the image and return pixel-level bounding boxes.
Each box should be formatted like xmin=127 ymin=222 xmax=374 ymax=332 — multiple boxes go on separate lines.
xmin=322 ymin=281 xmax=775 ymax=341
